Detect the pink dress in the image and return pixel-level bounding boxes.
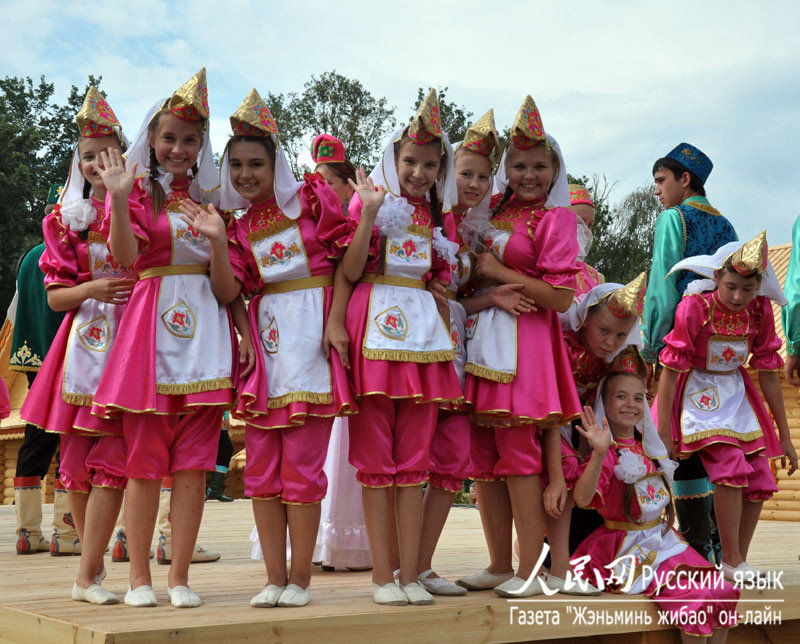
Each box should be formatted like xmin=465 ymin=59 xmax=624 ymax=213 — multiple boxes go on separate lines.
xmin=660 ymin=291 xmax=783 ymax=458
xmin=574 ymin=437 xmax=739 ymax=637
xmin=1 ymin=379 xmax=9 ymax=419
xmin=20 ymin=199 xmax=132 ymax=490
xmin=92 ymin=179 xmax=235 ymax=416
xmin=574 ymin=260 xmax=602 ymax=297
xmin=464 ymin=194 xmax=581 ymax=427
xmin=342 ymin=194 xmax=462 ymax=403
xmin=229 ymin=174 xmax=355 ymax=428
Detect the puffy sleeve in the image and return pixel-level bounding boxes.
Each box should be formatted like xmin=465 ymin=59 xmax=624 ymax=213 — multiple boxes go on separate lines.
xmin=641 ymin=209 xmax=684 ymax=363
xmin=782 ymin=215 xmax=800 ymax=356
xmin=39 ymin=209 xmax=80 ymax=289
xmin=427 ymin=210 xmax=456 ymax=286
xmin=585 ymin=448 xmax=617 ymax=511
xmin=531 ymin=207 xmax=579 ymax=290
xmin=341 ymin=193 xmax=381 ymax=263
xmin=750 ymin=296 xmax=784 ymax=371
xmin=301 ymin=173 xmax=352 ymax=259
xmin=659 ymin=294 xmax=708 ymax=372
xmin=226 ymin=216 xmax=259 ymax=296
xmin=101 ymin=177 xmax=151 ymax=253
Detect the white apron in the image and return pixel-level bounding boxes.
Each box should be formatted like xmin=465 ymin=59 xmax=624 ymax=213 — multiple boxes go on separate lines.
xmin=153 ymin=211 xmax=232 ymax=392
xmin=62 ymin=232 xmax=136 ymax=405
xmin=248 ymin=218 xmax=332 ymax=406
xmin=464 ymin=221 xmax=517 ymax=383
xmin=681 ymin=335 xmax=761 ymax=444
xmin=362 ymin=224 xmax=453 ymax=363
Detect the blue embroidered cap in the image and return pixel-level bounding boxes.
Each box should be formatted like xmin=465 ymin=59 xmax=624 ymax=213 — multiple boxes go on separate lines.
xmin=665 ymin=143 xmax=713 ymax=185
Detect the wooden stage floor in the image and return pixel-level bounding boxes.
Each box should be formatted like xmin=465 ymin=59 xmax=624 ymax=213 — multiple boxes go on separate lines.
xmin=1 ymin=501 xmax=799 ymax=643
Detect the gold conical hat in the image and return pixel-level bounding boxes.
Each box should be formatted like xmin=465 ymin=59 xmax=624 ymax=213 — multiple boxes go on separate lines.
xmin=510 ymin=95 xmax=546 ymax=150
xmin=168 ymin=67 xmax=209 ymax=121
xmin=609 ymin=346 xmax=647 ymax=379
xmin=729 ymin=231 xmax=768 ymax=275
xmin=76 ymin=86 xmax=121 ymax=138
xmin=230 ymin=88 xmax=278 ymax=137
xmin=462 ymin=109 xmax=500 ymax=157
xmin=408 ymin=88 xmax=443 ymax=145
xmin=605 ymin=272 xmax=647 ymax=318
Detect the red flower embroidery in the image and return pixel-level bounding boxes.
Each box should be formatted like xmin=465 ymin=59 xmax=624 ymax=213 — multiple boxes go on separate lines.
xmin=385 ymin=315 xmax=398 ymax=329
xmin=722 ymin=347 xmax=735 ymax=362
xmin=271 ymin=241 xmax=286 ymax=260
xmin=172 ymin=311 xmax=186 ymax=326
xmin=268 ymin=329 xmax=277 ymax=342
xmin=88 ymin=326 xmax=102 ymax=340
xmin=700 ymin=394 xmax=712 ymax=407
xmin=402 ymin=239 xmax=417 ymax=256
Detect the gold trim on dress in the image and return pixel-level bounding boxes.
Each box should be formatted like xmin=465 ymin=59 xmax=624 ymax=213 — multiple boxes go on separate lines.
xmin=259 ymin=275 xmax=333 ymax=295
xmin=603 ymin=516 xmax=663 ymax=532
xmin=87 ymin=231 xmax=106 ymax=244
xmin=140 ymin=264 xmax=208 ymax=279
xmin=267 ymin=391 xmax=334 ymax=409
xmin=464 ymin=362 xmax=514 ymax=384
xmin=62 ymin=392 xmax=95 ymax=407
xmin=359 ymin=274 xmax=426 ymax=290
xmin=491 ymin=220 xmax=514 ymax=231
xmin=444 ymin=290 xmax=456 ymax=301
xmin=155 ymin=377 xmax=233 ymax=395
xmin=682 ymin=427 xmax=764 ymax=444
xmin=246 ymin=217 xmax=295 ymax=242
xmin=362 ymin=347 xmax=455 ymax=363
xmin=407 ymin=223 xmax=432 ymax=238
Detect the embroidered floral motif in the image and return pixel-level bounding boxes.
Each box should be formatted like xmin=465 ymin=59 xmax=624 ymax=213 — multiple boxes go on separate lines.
xmin=464 ymin=314 xmax=478 ymax=340
xmin=160 ymin=301 xmax=196 ymax=339
xmin=689 ymin=387 xmax=720 ymax=412
xmin=76 ymin=315 xmax=110 ymax=352
xmin=9 ymin=341 xmax=43 ymax=369
xmin=261 ymin=240 xmax=301 ymax=267
xmin=176 ymin=225 xmax=208 ymax=247
xmin=450 ymin=320 xmax=463 ymax=354
xmin=708 ymin=343 xmax=746 ymax=368
xmin=92 ymin=252 xmax=126 ymax=276
xmin=523 ymin=106 xmax=544 ymax=138
xmin=389 ymin=238 xmax=428 ymax=263
xmin=375 ymin=305 xmax=408 ymax=341
xmin=261 ymin=317 xmax=279 ymax=354
xmin=638 ymin=480 xmax=668 ymax=506
xmin=317 ymin=142 xmax=334 ymax=159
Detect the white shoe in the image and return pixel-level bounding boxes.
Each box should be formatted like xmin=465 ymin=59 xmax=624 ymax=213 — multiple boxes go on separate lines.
xmin=721 ymin=561 xmax=767 ymax=582
xmin=400 ymin=581 xmax=434 ymax=605
xmin=124 ymin=585 xmax=157 ymax=607
xmin=250 ymin=584 xmax=284 ymax=607
xmin=418 ymin=569 xmax=467 ymax=596
xmin=494 ymin=576 xmax=546 ymax=598
xmin=456 ymin=568 xmax=514 ymax=591
xmin=94 ymin=563 xmax=107 ymax=585
xmin=72 ymin=582 xmax=119 ymax=605
xmin=167 ymin=585 xmax=201 ymax=608
xmin=373 ymin=582 xmax=408 ymax=606
xmin=546 ymin=574 xmax=601 ymax=596
xmin=277 ymin=584 xmax=310 ymax=607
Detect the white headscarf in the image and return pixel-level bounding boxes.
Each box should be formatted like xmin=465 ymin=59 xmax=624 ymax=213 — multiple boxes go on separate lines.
xmin=124 ymin=98 xmax=220 ymax=206
xmin=58 ymin=130 xmax=130 ymax=232
xmin=559 ymin=283 xmax=644 ymax=362
xmin=493 ymin=133 xmax=570 ymax=209
xmin=594 ymin=373 xmax=677 ymax=483
xmin=667 ymin=241 xmax=786 ymax=306
xmin=576 ymin=215 xmax=594 ymax=261
xmin=218 ymin=132 xmax=303 ymax=217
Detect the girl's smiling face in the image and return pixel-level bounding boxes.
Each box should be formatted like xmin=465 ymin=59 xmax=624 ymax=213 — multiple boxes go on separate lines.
xmin=602 ymin=374 xmax=645 ymax=437
xmin=506 ymin=144 xmax=555 ymax=202
xmin=148 ymin=112 xmax=203 ymax=178
xmin=454 ymin=150 xmax=492 ymax=210
xmin=77 ymin=135 xmax=122 ymax=199
xmin=229 ymin=140 xmax=275 ymax=204
xmin=395 ymin=138 xmax=441 ymax=198
xmin=580 ymin=303 xmax=636 ymax=360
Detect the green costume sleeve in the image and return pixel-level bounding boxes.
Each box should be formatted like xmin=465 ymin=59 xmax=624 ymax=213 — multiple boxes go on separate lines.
xmin=782 ymin=215 xmax=800 ymax=356
xmin=641 ymin=209 xmax=684 ymax=363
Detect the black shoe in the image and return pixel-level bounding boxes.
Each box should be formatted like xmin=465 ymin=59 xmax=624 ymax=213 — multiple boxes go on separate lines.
xmin=205 ymin=471 xmax=234 ymax=502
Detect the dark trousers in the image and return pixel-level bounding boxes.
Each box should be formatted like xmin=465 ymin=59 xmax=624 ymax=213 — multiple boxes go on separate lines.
xmin=216 ymin=429 xmax=234 ymax=470
xmin=15 ymin=372 xmax=60 ymax=478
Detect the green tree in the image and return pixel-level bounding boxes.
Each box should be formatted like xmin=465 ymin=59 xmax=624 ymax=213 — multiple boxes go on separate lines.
xmin=412 ymin=86 xmax=473 ymax=144
xmin=0 ymin=74 xmax=102 ymax=316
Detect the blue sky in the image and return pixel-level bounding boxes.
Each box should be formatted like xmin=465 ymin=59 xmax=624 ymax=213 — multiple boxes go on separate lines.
xmin=3 ymin=0 xmax=799 ymax=244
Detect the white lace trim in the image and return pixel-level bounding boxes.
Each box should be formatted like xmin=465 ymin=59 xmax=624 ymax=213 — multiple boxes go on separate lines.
xmin=614 ymin=448 xmax=648 ymax=484
xmin=59 ymin=198 xmax=97 ymax=232
xmin=374 ymin=194 xmax=414 ymax=239
xmin=432 ymin=226 xmax=459 ymax=264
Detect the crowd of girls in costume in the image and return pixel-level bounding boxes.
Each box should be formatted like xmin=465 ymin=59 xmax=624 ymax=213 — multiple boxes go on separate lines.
xmin=15 ymin=67 xmax=800 ymax=642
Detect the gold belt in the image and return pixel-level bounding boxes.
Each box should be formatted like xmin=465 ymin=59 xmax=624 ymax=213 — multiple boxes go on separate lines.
xmin=603 ymin=516 xmax=663 ymax=532
xmin=444 ymin=290 xmax=456 ymax=301
xmin=139 ymin=264 xmax=208 ymax=279
xmin=259 ymin=275 xmax=333 ymax=295
xmin=359 ymin=274 xmax=426 ymax=290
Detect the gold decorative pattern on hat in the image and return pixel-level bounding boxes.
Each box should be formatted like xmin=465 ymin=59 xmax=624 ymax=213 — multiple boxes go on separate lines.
xmin=76 ymin=86 xmax=121 ymax=138
xmin=462 ymin=109 xmax=500 ymax=157
xmin=609 ymin=346 xmax=647 ymax=379
xmin=605 ymin=272 xmax=647 ymax=318
xmin=230 ymin=88 xmax=278 ymax=137
xmin=729 ymin=230 xmax=768 ymax=276
xmin=408 ymin=88 xmax=443 ymax=145
xmin=168 ymin=67 xmax=209 ymax=122
xmin=510 ymin=95 xmax=546 ymax=150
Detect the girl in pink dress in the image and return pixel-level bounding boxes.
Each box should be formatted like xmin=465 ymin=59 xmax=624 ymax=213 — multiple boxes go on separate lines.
xmin=182 ymin=90 xmax=356 ymax=608
xmin=573 ymin=348 xmax=739 ymax=643
xmin=94 ymin=69 xmax=234 ymax=608
xmin=341 ymin=89 xmax=462 ymax=606
xmin=537 ymin=275 xmax=645 ymax=594
xmin=20 ymin=87 xmax=134 ymax=605
xmin=456 ymin=96 xmax=581 ymax=597
xmin=657 ymin=233 xmax=797 ymax=580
